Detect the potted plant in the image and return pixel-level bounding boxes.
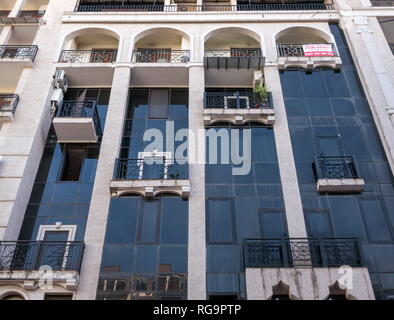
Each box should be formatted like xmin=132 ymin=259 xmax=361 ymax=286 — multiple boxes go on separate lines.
xmin=253 ymin=84 xmax=269 ymax=108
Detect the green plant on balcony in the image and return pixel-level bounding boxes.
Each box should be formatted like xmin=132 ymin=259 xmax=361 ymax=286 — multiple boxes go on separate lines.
xmin=254 ymin=84 xmax=269 ymax=100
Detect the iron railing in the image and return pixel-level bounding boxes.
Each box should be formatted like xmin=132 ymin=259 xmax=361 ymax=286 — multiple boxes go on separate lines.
xmin=59 ymin=49 xmax=117 ymax=63
xmin=244 ymin=238 xmax=363 ymax=268
xmin=0 ymin=241 xmax=85 ymax=271
xmin=0 ymin=94 xmax=19 ymax=113
xmin=56 ymin=100 xmax=102 ymax=136
xmin=74 ymin=2 xmax=334 ymax=12
xmin=18 ymin=10 xmax=46 ymax=18
xmin=204 ymin=92 xmax=272 ymax=109
xmin=132 ymin=49 xmax=190 ymax=63
xmin=370 ymin=0 xmax=394 ymax=6
xmin=314 ymin=156 xmax=359 ymax=180
xmin=205 ymin=48 xmax=262 ymax=58
xmin=0 ymin=45 xmax=38 ymax=61
xmin=114 ymin=158 xmax=188 ymax=180
xmin=277 ymin=43 xmax=337 ymax=57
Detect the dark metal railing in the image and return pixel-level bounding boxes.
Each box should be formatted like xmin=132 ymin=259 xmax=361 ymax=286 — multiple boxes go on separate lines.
xmin=0 ymin=241 xmax=85 ymax=271
xmin=277 ymin=43 xmax=337 ymax=57
xmin=0 ymin=94 xmax=19 ymax=113
xmin=56 ymin=100 xmax=102 ymax=136
xmin=314 ymin=156 xmax=359 ymax=180
xmin=114 ymin=158 xmax=188 ymax=180
xmin=132 ymin=49 xmax=190 ymax=63
xmin=205 ymin=48 xmax=262 ymax=58
xmin=370 ymin=0 xmax=394 ymax=6
xmin=0 ymin=45 xmax=38 ymax=61
xmin=244 ymin=238 xmax=363 ymax=268
xmin=59 ymin=49 xmax=118 ymax=63
xmin=389 ymin=43 xmax=394 ymax=55
xmin=74 ymin=3 xmax=334 ymax=12
xmin=18 ymin=10 xmax=46 ymax=18
xmin=204 ymin=92 xmax=272 ymax=109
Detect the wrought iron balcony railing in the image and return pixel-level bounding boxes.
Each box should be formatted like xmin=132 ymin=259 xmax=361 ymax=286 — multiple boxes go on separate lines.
xmin=56 ymin=100 xmax=102 ymax=136
xmin=0 ymin=94 xmax=19 ymax=113
xmin=314 ymin=156 xmax=359 ymax=180
xmin=370 ymin=0 xmax=394 ymax=6
xmin=0 ymin=45 xmax=38 ymax=61
xmin=205 ymin=48 xmax=262 ymax=58
xmin=114 ymin=158 xmax=189 ymax=180
xmin=277 ymin=43 xmax=337 ymax=57
xmin=0 ymin=241 xmax=85 ymax=271
xmin=244 ymin=238 xmax=363 ymax=268
xmin=204 ymin=92 xmax=272 ymax=109
xmin=132 ymin=49 xmax=190 ymax=63
xmin=74 ymin=2 xmax=334 ymax=12
xmin=59 ymin=49 xmax=117 ymax=63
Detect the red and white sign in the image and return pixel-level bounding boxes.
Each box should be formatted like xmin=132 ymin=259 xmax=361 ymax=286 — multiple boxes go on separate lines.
xmin=302 ymin=44 xmax=334 ymax=57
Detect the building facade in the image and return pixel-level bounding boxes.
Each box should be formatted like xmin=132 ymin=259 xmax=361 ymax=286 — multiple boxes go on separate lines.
xmin=0 ymin=0 xmax=394 ymax=300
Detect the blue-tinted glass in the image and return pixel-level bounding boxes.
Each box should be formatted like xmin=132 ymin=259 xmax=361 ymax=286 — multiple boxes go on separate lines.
xmin=302 ymin=72 xmax=327 ymax=98
xmin=134 ymin=246 xmax=158 ymax=273
xmin=207 ymin=274 xmax=240 ymax=293
xmin=309 ymin=99 xmax=332 ymax=116
xmin=140 ymin=201 xmax=158 ymax=243
xmin=285 ymin=100 xmax=308 ymax=117
xmin=235 ymin=198 xmax=260 ymax=241
xmin=254 ymin=163 xmax=281 ymax=183
xmin=323 ymin=70 xmax=350 ymax=97
xmin=332 ymin=99 xmax=355 ymax=116
xmin=101 ymin=246 xmax=134 ymax=273
xmin=208 ymin=199 xmax=233 ymax=243
xmin=158 ymin=246 xmax=187 ymax=273
xmin=259 ymin=211 xmax=287 ymax=238
xmin=304 ymin=210 xmax=333 ymax=237
xmin=207 ymin=246 xmax=241 ymax=273
xmin=161 ymin=198 xmax=188 ymax=244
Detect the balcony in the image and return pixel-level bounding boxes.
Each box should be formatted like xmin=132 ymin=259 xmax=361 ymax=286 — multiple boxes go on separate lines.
xmin=0 ymin=45 xmax=38 ymax=65
xmin=0 ymin=94 xmax=19 ymax=122
xmin=74 ymin=0 xmax=334 ymax=12
xmin=132 ymin=49 xmax=190 ymax=64
xmin=277 ymin=43 xmax=341 ymax=70
xmin=53 ymin=101 xmax=102 ymax=143
xmin=313 ymin=156 xmax=365 ymax=192
xmin=59 ymin=49 xmax=117 ymax=64
xmin=0 ymin=241 xmax=85 ymax=290
xmin=244 ymin=238 xmax=363 ymax=268
xmin=110 ymin=158 xmax=190 ymax=198
xmin=370 ymin=0 xmax=394 ymax=6
xmin=204 ymin=49 xmax=264 ymax=70
xmin=203 ymin=91 xmax=274 ymax=125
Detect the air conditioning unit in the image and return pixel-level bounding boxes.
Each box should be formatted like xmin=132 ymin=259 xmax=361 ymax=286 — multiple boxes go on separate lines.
xmin=51 ymin=88 xmax=64 ymax=106
xmin=53 ymin=70 xmax=68 ymax=92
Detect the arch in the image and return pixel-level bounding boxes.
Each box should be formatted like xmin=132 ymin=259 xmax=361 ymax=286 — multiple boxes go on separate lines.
xmin=275 ymin=26 xmax=333 ymax=44
xmin=267 ymin=280 xmax=300 ymax=300
xmin=0 ymin=289 xmax=29 ymax=301
xmin=133 ymin=27 xmax=191 ymax=47
xmin=204 ymin=26 xmax=262 ymax=45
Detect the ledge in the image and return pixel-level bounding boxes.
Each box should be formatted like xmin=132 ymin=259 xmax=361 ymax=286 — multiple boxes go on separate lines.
xmin=278 ymin=56 xmax=342 ymax=70
xmin=203 ymin=108 xmax=275 ymax=126
xmin=0 ymin=111 xmax=15 ymax=122
xmin=0 ymin=270 xmax=80 ymax=291
xmin=110 ymin=179 xmax=191 ymax=198
xmin=316 ymin=178 xmax=365 ymax=192
xmin=53 ymin=117 xmax=98 ymax=143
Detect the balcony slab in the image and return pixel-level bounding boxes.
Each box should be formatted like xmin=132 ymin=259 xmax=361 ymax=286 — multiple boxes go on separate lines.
xmin=0 ymin=270 xmax=80 ymax=291
xmin=110 ymin=179 xmax=191 ymax=198
xmin=0 ymin=111 xmax=14 ymax=122
xmin=0 ymin=58 xmax=34 ymax=67
xmin=316 ymin=178 xmax=365 ymax=192
xmin=278 ymin=56 xmax=342 ymax=70
xmin=203 ymin=108 xmax=275 ymax=126
xmin=53 ymin=117 xmax=98 ymax=143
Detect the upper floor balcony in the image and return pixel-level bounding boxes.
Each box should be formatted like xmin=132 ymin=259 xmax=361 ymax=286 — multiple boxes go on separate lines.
xmin=244 ymin=238 xmax=363 ymax=268
xmin=59 ymin=49 xmax=118 ymax=64
xmin=0 ymin=93 xmax=19 ymax=122
xmin=0 ymin=240 xmax=85 ymax=290
xmin=110 ymin=156 xmax=190 ymax=198
xmin=53 ymin=100 xmax=102 ymax=143
xmin=74 ymin=0 xmax=334 ymax=12
xmin=132 ymin=49 xmax=190 ymax=63
xmin=203 ymin=91 xmax=275 ymax=125
xmin=313 ymin=155 xmax=365 ymax=193
xmin=276 ymin=27 xmax=341 ymax=70
xmin=0 ymin=0 xmax=47 ymax=24
xmin=0 ymin=45 xmax=38 ymax=65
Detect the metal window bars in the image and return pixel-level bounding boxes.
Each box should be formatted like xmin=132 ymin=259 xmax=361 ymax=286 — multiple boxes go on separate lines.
xmin=0 ymin=45 xmax=38 ymax=61
xmin=59 ymin=49 xmax=118 ymax=63
xmin=114 ymin=158 xmax=189 ymax=180
xmin=204 ymin=92 xmax=272 ymax=109
xmin=277 ymin=43 xmax=337 ymax=57
xmin=0 ymin=241 xmax=85 ymax=271
xmin=132 ymin=50 xmax=190 ymax=63
xmin=0 ymin=94 xmax=20 ymax=113
xmin=314 ymin=156 xmax=359 ymax=180
xmin=244 ymin=238 xmax=363 ymax=268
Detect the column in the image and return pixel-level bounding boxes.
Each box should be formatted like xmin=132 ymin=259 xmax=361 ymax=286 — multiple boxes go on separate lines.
xmin=343 ymin=16 xmax=394 ymax=173
xmin=264 ymin=66 xmax=307 ymax=238
xmin=187 ymin=65 xmax=206 ymax=300
xmin=9 ymin=0 xmax=27 ymax=17
xmin=75 ymin=66 xmax=131 ymax=300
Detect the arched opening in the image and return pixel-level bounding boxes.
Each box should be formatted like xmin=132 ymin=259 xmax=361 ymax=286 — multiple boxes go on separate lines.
xmin=270 ymin=281 xmax=292 ymax=300
xmin=204 ymin=27 xmax=263 ymax=70
xmin=133 ymin=28 xmax=190 ymax=63
xmin=0 ymin=290 xmax=28 ymax=300
xmin=60 ymin=28 xmax=120 ymax=63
